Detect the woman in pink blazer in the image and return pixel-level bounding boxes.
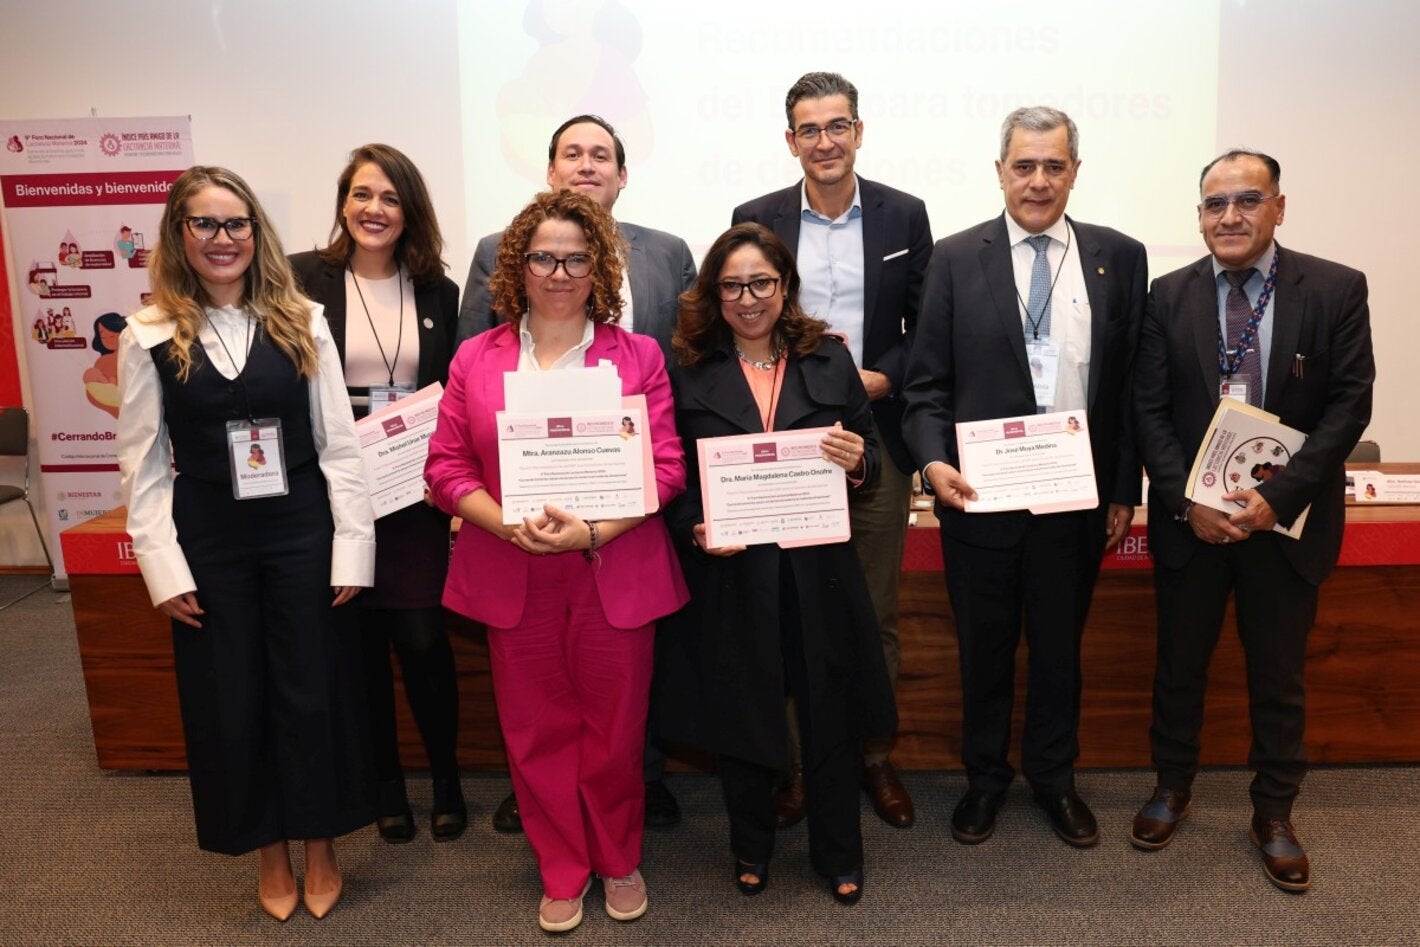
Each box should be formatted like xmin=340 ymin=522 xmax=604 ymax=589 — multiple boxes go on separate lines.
xmin=425 ymin=190 xmax=687 ymax=934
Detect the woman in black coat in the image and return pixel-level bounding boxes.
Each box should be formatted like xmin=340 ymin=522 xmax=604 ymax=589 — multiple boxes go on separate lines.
xmin=660 ymin=223 xmax=896 ymax=904
xmin=289 ymin=143 xmax=465 ymax=843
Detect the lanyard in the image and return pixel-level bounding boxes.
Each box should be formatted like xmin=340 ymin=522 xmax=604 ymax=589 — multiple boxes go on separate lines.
xmin=209 ymin=309 xmax=257 ymax=422
xmin=1216 ymin=252 xmax=1279 ymax=377
xmin=349 ymin=264 xmax=405 ymax=387
xmin=1013 ymin=226 xmax=1072 ymax=342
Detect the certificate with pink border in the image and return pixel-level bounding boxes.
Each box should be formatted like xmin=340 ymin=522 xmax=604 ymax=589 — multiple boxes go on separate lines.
xmin=496 ymin=395 xmax=656 ymax=524
xmin=698 ymin=428 xmax=849 ymax=549
xmin=956 ymin=410 xmax=1098 ymax=515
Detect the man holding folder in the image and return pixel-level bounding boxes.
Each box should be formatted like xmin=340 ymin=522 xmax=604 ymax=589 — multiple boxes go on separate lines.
xmin=1130 ymin=149 xmax=1375 ymax=891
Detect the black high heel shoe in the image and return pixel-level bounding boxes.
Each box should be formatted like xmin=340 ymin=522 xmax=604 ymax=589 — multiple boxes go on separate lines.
xmin=376 ymin=778 xmax=416 ymax=843
xmin=734 ymin=858 xmax=769 ymax=896
xmin=431 ymin=776 xmax=468 ymax=842
xmin=830 ymin=867 xmax=864 ymax=905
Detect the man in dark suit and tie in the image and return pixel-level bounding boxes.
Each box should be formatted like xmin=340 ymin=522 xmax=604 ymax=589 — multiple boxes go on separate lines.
xmin=902 ymin=107 xmax=1146 ymax=848
xmin=733 ymin=72 xmax=932 ymax=830
xmin=456 ymin=114 xmax=696 ymax=354
xmin=456 ymin=114 xmax=697 ymax=832
xmin=1129 ymin=150 xmax=1374 ymax=892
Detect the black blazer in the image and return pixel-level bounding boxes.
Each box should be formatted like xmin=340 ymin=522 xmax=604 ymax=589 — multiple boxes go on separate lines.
xmin=289 ymin=250 xmax=460 ymax=402
xmin=901 ymin=213 xmax=1148 ymax=549
xmin=658 ymin=336 xmax=895 ymax=769
xmin=732 ymin=176 xmax=932 ymax=472
xmin=1134 ymin=245 xmax=1374 ymax=585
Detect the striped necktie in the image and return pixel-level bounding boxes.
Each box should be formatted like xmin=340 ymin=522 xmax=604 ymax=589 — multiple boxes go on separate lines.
xmin=1223 ymin=268 xmax=1261 ymax=407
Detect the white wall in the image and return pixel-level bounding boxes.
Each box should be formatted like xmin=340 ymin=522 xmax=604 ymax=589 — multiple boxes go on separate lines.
xmin=2 ymin=0 xmax=1414 ymax=566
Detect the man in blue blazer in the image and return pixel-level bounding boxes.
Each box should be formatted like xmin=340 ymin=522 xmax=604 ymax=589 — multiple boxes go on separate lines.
xmin=456 ymin=114 xmax=696 ymax=833
xmin=902 ymin=107 xmax=1146 ymax=849
xmin=732 ymin=72 xmax=932 ymax=831
xmin=456 ymin=114 xmax=696 ymax=356
xmin=1129 ymin=150 xmax=1374 ymax=892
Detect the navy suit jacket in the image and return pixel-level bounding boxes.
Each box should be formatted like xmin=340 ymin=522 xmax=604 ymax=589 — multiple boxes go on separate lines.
xmin=732 ymin=176 xmax=932 ymax=473
xmin=901 ymin=213 xmax=1148 ymax=549
xmin=1134 ymin=245 xmax=1374 ymax=585
xmin=456 ymin=220 xmax=697 ymax=357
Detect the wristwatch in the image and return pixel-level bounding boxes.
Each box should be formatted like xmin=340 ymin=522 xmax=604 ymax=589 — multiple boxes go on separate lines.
xmin=1175 ymin=499 xmax=1195 ymax=524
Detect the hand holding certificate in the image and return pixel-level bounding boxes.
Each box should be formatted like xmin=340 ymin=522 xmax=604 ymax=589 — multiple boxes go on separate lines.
xmin=698 ymin=427 xmax=851 ymax=549
xmin=954 ymin=410 xmax=1099 ymax=514
xmin=356 ymin=382 xmax=443 ymax=519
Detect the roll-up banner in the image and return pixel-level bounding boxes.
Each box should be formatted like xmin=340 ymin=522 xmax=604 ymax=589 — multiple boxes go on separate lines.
xmin=0 ymin=116 xmax=194 ymax=578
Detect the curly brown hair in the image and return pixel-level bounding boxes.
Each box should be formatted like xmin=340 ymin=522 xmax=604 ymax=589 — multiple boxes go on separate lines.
xmin=487 ymin=190 xmax=626 ymax=325
xmin=672 ymin=223 xmax=828 ymax=366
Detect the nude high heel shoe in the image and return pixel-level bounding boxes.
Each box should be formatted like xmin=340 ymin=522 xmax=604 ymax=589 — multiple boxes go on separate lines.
xmin=302 ymin=840 xmax=343 ymax=920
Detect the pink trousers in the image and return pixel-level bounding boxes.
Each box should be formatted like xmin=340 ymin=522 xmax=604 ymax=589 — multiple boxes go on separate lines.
xmin=487 ymin=552 xmax=653 ymax=898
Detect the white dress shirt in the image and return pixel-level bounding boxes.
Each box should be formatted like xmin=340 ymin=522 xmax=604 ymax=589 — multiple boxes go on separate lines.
xmin=517 ymin=316 xmax=596 ymax=371
xmin=798 ymin=177 xmax=867 ymax=366
xmin=1004 ymin=213 xmax=1091 ymax=413
xmin=117 ymin=303 xmax=376 ymax=605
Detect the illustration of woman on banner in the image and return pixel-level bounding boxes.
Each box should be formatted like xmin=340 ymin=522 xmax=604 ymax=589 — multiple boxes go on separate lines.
xmin=82 ymin=312 xmax=127 ymax=417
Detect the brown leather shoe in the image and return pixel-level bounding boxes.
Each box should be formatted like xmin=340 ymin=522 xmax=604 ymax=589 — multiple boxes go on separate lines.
xmin=1130 ymin=786 xmax=1191 ymax=850
xmin=1250 ymin=816 xmax=1310 ymax=892
xmin=773 ymin=765 xmax=806 ymax=829
xmin=862 ymin=761 xmax=915 ymax=828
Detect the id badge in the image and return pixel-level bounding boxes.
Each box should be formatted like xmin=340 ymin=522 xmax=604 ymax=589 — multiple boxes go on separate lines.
xmin=1219 ymin=380 xmax=1250 ymax=403
xmin=1026 ymin=342 xmax=1061 ymax=410
xmin=226 ymin=419 xmax=289 ymax=499
xmin=368 ymin=384 xmax=415 ymax=413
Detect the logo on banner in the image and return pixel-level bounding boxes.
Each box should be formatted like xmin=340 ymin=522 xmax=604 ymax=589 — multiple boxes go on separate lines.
xmin=6 ymin=136 xmax=21 ymax=153
xmin=99 ymin=133 xmax=121 ymax=157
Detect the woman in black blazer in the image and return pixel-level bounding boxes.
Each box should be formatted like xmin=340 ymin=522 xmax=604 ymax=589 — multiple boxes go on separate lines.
xmin=659 ymin=223 xmax=897 ymax=904
xmin=289 ymin=143 xmax=465 ymax=842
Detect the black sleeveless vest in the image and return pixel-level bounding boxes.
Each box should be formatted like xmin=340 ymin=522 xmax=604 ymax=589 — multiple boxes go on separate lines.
xmin=152 ymin=317 xmax=318 ymax=486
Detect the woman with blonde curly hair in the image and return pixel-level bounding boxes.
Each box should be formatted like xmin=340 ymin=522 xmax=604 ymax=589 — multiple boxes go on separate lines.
xmin=425 ymin=188 xmax=688 ymax=933
xmin=117 ymin=166 xmax=375 ymax=922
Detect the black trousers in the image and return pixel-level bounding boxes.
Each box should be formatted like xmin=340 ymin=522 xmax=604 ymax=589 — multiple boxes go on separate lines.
xmin=361 ymin=605 xmax=461 ymax=799
xmin=941 ymin=508 xmax=1105 ymax=795
xmin=717 ymin=563 xmax=861 ymax=877
xmin=1150 ymin=533 xmax=1317 ymax=818
xmin=171 ymin=466 xmax=375 ymax=855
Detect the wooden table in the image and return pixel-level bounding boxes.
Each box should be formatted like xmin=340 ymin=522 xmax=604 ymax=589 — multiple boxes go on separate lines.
xmin=62 ymin=467 xmax=1420 ymax=772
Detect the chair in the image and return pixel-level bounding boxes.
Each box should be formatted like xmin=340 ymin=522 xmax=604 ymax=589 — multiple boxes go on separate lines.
xmin=1347 ymin=439 xmax=1381 ymax=464
xmin=0 ymin=407 xmax=54 ymax=573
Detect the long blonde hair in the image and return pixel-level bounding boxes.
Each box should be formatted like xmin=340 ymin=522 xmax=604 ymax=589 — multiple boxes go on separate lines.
xmin=148 ymin=166 xmax=317 ymax=381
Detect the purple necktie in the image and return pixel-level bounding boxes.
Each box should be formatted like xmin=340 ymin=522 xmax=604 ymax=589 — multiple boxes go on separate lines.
xmin=1223 ymin=268 xmax=1260 ymax=407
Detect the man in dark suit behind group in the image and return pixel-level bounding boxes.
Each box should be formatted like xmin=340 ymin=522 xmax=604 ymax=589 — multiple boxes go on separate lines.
xmin=902 ymin=107 xmax=1146 ymax=848
xmin=456 ymin=114 xmax=697 ymax=832
xmin=733 ymin=71 xmax=932 ymax=830
xmin=1129 ymin=149 xmax=1374 ymax=892
xmin=456 ymin=114 xmax=696 ymax=354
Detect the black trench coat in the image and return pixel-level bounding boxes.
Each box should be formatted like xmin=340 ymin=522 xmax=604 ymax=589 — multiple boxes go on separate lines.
xmin=657 ymin=336 xmax=898 ymax=771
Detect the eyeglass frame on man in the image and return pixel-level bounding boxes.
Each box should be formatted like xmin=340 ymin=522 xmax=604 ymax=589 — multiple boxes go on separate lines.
xmin=184 ymin=216 xmax=256 ymax=241
xmin=717 ymin=277 xmax=781 ymax=302
xmin=791 ymin=118 xmax=859 ymax=144
xmin=523 ymin=251 xmax=594 ymax=278
xmin=1198 ymin=191 xmax=1279 ymax=217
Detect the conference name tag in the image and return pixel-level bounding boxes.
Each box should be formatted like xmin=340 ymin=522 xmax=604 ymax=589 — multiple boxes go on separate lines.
xmin=368 ymin=383 xmax=416 ymax=413
xmin=226 ymin=419 xmax=290 ymax=499
xmin=1026 ymin=341 xmax=1061 ymax=409
xmin=1219 ymin=380 xmax=1250 ymax=404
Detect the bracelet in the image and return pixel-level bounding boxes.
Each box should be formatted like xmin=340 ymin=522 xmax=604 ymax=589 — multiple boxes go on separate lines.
xmin=582 ymin=520 xmax=600 ymax=562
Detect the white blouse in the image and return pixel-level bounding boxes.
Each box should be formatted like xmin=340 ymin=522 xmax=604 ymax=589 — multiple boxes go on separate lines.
xmin=116 ymin=303 xmax=376 ymax=605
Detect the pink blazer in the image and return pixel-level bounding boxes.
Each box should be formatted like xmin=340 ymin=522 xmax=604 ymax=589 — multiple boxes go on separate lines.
xmin=425 ymin=322 xmax=689 ymax=629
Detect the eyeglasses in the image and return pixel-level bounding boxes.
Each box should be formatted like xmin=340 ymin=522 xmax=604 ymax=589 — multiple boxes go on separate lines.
xmin=184 ymin=216 xmax=256 ymax=241
xmin=1199 ymin=191 xmax=1278 ymax=217
xmin=792 ymin=119 xmax=857 ymax=144
xmin=717 ymin=277 xmax=781 ymax=301
xmin=524 ymin=252 xmax=593 ymax=278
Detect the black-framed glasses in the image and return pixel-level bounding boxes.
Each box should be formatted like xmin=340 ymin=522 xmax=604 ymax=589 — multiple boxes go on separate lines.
xmin=792 ymin=119 xmax=857 ymax=144
xmin=184 ymin=216 xmax=256 ymax=241
xmin=1199 ymin=191 xmax=1278 ymax=217
xmin=717 ymin=277 xmax=781 ymax=301
xmin=524 ymin=251 xmax=593 ymax=278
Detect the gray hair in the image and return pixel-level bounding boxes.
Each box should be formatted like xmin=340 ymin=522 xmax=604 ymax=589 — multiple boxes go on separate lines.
xmin=999 ymin=106 xmax=1079 ymax=162
xmin=785 ymin=72 xmax=859 ymax=128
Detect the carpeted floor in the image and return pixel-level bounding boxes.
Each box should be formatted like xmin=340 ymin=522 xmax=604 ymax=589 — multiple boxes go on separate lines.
xmin=2 ymin=574 xmax=1417 ymax=945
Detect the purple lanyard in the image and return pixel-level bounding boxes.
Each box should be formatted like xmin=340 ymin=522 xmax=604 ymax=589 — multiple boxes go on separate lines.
xmin=1216 ymin=252 xmax=1278 ymax=377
